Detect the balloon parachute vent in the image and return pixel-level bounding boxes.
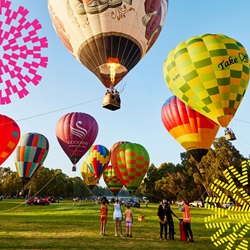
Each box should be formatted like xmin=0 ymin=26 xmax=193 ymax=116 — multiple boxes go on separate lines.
xmin=224 ymin=128 xmax=236 ymax=141
xmin=72 ymin=166 xmax=76 ymax=172
xmin=102 ymin=90 xmax=120 ymax=111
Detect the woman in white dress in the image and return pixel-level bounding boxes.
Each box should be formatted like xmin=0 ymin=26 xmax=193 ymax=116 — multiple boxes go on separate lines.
xmin=113 ymin=199 xmax=123 ymax=236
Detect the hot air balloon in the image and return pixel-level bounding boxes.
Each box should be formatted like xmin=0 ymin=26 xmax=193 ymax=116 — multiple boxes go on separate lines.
xmin=163 ymin=34 xmax=250 ymax=131
xmin=103 ymin=165 xmax=123 ymax=196
xmin=14 ymin=133 xmax=49 ymax=184
xmin=161 ymin=96 xmax=220 ymax=162
xmin=111 ymin=142 xmax=150 ymax=194
xmin=0 ymin=115 xmax=20 ymax=165
xmin=55 ymin=112 xmax=98 ymax=171
xmin=80 ymin=161 xmax=100 ymax=191
xmin=48 ymin=0 xmax=168 ymax=110
xmin=84 ymin=144 xmax=110 ymax=178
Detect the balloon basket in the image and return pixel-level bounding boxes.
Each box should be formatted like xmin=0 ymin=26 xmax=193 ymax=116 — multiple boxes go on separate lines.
xmin=224 ymin=128 xmax=236 ymax=141
xmin=102 ymin=93 xmax=120 ymax=111
xmin=72 ymin=166 xmax=76 ymax=172
xmin=138 ymin=216 xmax=145 ymax=221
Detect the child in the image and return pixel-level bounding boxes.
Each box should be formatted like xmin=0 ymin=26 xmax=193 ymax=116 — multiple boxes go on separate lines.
xmin=124 ymin=204 xmax=133 ymax=237
xmin=100 ymin=200 xmax=108 ymax=236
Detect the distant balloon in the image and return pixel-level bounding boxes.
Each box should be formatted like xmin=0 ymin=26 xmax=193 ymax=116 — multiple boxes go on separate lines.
xmin=161 ymin=96 xmax=220 ymax=162
xmin=55 ymin=112 xmax=98 ymax=171
xmin=111 ymin=142 xmax=150 ymax=194
xmin=163 ymin=34 xmax=250 ymax=127
xmin=80 ymin=161 xmax=100 ymax=191
xmin=14 ymin=133 xmax=49 ymax=184
xmin=103 ymin=165 xmax=123 ymax=196
xmin=0 ymin=114 xmax=20 ymax=165
xmin=48 ymin=0 xmax=168 ymax=89
xmin=84 ymin=145 xmax=110 ymax=178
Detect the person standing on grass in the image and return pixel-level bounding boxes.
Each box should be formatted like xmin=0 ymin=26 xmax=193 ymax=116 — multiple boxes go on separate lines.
xmin=113 ymin=199 xmax=123 ymax=236
xmin=124 ymin=204 xmax=133 ymax=237
xmin=164 ymin=200 xmax=180 ymax=240
xmin=100 ymin=200 xmax=108 ymax=236
xmin=179 ymin=199 xmax=194 ymax=242
xmin=157 ymin=201 xmax=167 ymax=240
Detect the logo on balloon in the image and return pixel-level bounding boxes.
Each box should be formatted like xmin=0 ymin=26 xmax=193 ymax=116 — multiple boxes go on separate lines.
xmin=70 ymin=121 xmax=88 ymax=139
xmin=218 ymin=53 xmax=249 ymax=70
xmin=0 ymin=0 xmax=48 ymax=104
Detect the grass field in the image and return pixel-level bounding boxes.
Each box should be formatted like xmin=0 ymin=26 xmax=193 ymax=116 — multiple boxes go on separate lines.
xmin=0 ymin=199 xmax=248 ymax=250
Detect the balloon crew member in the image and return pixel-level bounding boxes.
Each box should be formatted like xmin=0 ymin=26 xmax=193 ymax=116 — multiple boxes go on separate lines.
xmin=100 ymin=200 xmax=108 ymax=236
xmin=157 ymin=201 xmax=167 ymax=240
xmin=124 ymin=204 xmax=133 ymax=237
xmin=163 ymin=200 xmax=180 ymax=240
xmin=179 ymin=199 xmax=194 ymax=242
xmin=113 ymin=199 xmax=123 ymax=236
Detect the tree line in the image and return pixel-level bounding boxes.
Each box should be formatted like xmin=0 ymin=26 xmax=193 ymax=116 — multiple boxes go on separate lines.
xmin=0 ymin=137 xmax=249 ymax=202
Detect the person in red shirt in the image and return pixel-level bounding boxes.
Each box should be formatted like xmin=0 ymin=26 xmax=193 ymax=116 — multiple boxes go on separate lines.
xmin=100 ymin=200 xmax=108 ymax=236
xmin=179 ymin=199 xmax=194 ymax=242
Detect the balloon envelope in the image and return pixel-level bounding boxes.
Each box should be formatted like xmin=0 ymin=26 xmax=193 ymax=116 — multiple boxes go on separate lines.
xmin=111 ymin=142 xmax=150 ymax=193
xmin=84 ymin=144 xmax=110 ymax=178
xmin=48 ymin=0 xmax=168 ymax=88
xmin=80 ymin=161 xmax=100 ymax=191
xmin=14 ymin=133 xmax=49 ymax=184
xmin=55 ymin=112 xmax=98 ymax=169
xmin=103 ymin=165 xmax=123 ymax=196
xmin=0 ymin=115 xmax=20 ymax=165
xmin=163 ymin=34 xmax=250 ymax=127
xmin=161 ymin=96 xmax=220 ymax=162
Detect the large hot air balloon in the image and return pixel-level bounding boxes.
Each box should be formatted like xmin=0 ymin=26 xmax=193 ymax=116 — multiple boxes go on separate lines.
xmin=80 ymin=161 xmax=100 ymax=191
xmin=84 ymin=144 xmax=110 ymax=178
xmin=163 ymin=34 xmax=250 ymax=128
xmin=111 ymin=142 xmax=150 ymax=194
xmin=0 ymin=115 xmax=20 ymax=165
xmin=161 ymin=96 xmax=220 ymax=162
xmin=14 ymin=133 xmax=49 ymax=184
xmin=55 ymin=112 xmax=98 ymax=171
xmin=48 ymin=0 xmax=168 ymax=110
xmin=103 ymin=165 xmax=123 ymax=196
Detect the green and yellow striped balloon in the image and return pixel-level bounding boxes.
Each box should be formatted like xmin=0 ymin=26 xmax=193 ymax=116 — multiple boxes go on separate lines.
xmin=163 ymin=34 xmax=250 ymax=127
xmin=111 ymin=142 xmax=150 ymax=194
xmin=103 ymin=165 xmax=123 ymax=196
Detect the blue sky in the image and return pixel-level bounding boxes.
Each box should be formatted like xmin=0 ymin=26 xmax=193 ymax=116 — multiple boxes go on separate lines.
xmin=1 ymin=0 xmax=250 ymax=186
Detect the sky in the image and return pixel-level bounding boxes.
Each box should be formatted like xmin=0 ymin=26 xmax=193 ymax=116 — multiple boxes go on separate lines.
xmin=1 ymin=0 xmax=250 ymax=187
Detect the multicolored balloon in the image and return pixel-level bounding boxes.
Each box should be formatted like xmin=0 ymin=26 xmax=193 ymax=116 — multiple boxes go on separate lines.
xmin=111 ymin=142 xmax=150 ymax=194
xmin=161 ymin=96 xmax=220 ymax=162
xmin=103 ymin=165 xmax=123 ymax=196
xmin=48 ymin=0 xmax=168 ymax=89
xmin=14 ymin=133 xmax=49 ymax=184
xmin=55 ymin=112 xmax=98 ymax=171
xmin=0 ymin=114 xmax=20 ymax=165
xmin=84 ymin=144 xmax=110 ymax=178
xmin=163 ymin=34 xmax=250 ymax=127
xmin=80 ymin=161 xmax=100 ymax=191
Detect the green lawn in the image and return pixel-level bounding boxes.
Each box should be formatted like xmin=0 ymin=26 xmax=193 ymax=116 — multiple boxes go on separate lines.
xmin=0 ymin=199 xmax=248 ymax=250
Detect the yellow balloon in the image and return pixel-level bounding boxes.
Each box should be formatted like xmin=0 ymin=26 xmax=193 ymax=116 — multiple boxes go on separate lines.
xmin=163 ymin=34 xmax=250 ymax=127
xmin=80 ymin=162 xmax=100 ymax=189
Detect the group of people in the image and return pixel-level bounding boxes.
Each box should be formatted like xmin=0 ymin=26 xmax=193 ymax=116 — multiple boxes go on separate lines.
xmin=100 ymin=199 xmax=133 ymax=237
xmin=100 ymin=198 xmax=194 ymax=242
xmin=157 ymin=199 xmax=194 ymax=242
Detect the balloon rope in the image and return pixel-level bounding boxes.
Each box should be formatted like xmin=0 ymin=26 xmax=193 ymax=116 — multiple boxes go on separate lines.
xmin=0 ymin=173 xmax=57 ymax=213
xmin=15 ymin=97 xmax=102 ymax=123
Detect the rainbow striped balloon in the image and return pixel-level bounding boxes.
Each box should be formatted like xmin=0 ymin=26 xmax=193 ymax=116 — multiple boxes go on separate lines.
xmin=85 ymin=145 xmax=110 ymax=178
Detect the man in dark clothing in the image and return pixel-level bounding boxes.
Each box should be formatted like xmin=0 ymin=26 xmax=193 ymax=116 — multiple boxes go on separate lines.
xmin=163 ymin=200 xmax=180 ymax=240
xmin=157 ymin=202 xmax=167 ymax=240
